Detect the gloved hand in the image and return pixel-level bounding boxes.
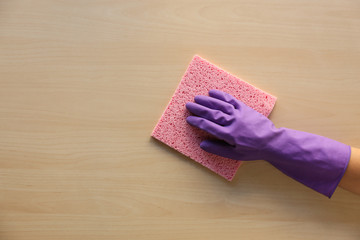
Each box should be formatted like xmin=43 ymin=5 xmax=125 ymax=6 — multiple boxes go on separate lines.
xmin=186 ymin=89 xmax=351 ymax=198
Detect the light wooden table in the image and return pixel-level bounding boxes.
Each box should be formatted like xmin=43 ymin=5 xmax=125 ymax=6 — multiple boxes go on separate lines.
xmin=1 ymin=1 xmax=360 ymax=239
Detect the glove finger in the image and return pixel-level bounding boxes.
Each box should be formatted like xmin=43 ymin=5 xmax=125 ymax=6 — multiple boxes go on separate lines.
xmin=186 ymin=116 xmax=225 ymax=139
xmin=186 ymin=102 xmax=233 ymax=126
xmin=208 ymin=89 xmax=242 ymax=110
xmin=194 ymin=95 xmax=235 ymax=115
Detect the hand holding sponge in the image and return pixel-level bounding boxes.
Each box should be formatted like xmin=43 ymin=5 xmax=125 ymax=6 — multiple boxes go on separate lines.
xmin=186 ymin=89 xmax=351 ymax=198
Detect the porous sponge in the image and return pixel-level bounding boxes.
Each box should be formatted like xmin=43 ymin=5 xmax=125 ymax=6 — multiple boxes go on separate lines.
xmin=152 ymin=55 xmax=276 ymax=181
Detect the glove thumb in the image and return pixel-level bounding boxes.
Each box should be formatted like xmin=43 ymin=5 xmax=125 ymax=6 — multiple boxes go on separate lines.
xmin=200 ymin=139 xmax=261 ymax=161
xmin=200 ymin=139 xmax=239 ymax=160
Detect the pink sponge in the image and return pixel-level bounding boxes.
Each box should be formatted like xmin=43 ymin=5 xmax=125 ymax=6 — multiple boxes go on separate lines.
xmin=152 ymin=55 xmax=277 ymax=181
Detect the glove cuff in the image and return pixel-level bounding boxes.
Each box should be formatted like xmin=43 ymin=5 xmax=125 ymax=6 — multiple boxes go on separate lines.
xmin=264 ymin=127 xmax=351 ymax=198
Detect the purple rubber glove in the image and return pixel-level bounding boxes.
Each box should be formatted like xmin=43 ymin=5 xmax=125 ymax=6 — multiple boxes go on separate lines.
xmin=186 ymin=89 xmax=351 ymax=198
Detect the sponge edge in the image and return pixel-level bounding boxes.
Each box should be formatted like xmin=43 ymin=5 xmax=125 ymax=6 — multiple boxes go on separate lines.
xmin=152 ymin=55 xmax=277 ymax=181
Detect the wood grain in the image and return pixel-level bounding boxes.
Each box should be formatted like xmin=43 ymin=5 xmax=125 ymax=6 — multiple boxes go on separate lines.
xmin=0 ymin=0 xmax=360 ymax=239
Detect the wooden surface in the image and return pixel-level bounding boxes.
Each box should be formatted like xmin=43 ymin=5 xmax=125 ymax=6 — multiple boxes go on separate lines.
xmin=1 ymin=0 xmax=360 ymax=239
